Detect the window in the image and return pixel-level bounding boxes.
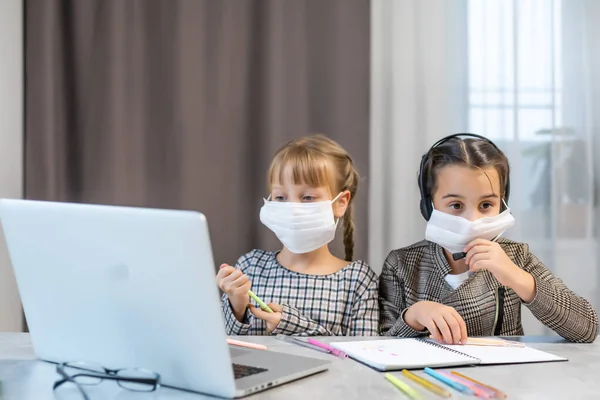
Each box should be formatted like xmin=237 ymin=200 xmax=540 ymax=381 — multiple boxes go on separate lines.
xmin=468 ymin=0 xmax=562 ymax=141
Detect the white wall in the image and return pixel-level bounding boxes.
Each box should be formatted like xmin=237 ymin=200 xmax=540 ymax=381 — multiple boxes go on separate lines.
xmin=0 ymin=0 xmax=24 ymax=332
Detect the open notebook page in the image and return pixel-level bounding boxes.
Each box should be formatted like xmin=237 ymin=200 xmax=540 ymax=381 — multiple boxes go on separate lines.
xmin=330 ymin=339 xmax=478 ymax=371
xmin=441 ymin=343 xmax=567 ymax=364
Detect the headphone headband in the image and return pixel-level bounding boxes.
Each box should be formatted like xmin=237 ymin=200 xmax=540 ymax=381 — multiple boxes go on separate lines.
xmin=418 ymin=133 xmax=510 ymax=220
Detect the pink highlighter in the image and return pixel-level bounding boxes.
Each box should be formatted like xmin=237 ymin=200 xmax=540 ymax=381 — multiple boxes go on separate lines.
xmin=306 ymin=338 xmax=348 ymax=358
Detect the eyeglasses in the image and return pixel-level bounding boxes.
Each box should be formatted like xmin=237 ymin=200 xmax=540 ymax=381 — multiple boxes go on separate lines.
xmin=53 ymin=362 xmax=161 ymax=400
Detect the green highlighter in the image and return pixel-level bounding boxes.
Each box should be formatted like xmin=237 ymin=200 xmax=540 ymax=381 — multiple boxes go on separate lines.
xmin=248 ymin=290 xmax=273 ymax=313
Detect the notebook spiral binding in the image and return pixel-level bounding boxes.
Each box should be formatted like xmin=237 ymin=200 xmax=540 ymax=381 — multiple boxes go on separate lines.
xmin=416 ymin=338 xmax=481 ymax=362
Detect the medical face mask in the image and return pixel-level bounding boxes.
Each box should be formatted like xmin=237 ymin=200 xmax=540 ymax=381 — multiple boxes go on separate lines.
xmin=259 ymin=193 xmax=342 ymax=254
xmin=425 ymin=201 xmax=515 ymax=256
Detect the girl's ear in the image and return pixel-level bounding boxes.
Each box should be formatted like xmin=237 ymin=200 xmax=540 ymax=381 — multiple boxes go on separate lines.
xmin=332 ymin=190 xmax=351 ymax=219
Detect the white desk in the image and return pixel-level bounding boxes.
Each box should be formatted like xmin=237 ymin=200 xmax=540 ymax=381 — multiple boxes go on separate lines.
xmin=0 ymin=333 xmax=597 ymax=399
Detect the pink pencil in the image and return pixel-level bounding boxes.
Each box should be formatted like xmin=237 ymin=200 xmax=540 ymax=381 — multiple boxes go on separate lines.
xmin=466 ymin=337 xmax=525 ymax=347
xmin=438 ymin=371 xmax=495 ymax=398
xmin=226 ymin=338 xmax=268 ymax=351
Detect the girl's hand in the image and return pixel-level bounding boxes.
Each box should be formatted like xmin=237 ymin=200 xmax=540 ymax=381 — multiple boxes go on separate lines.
xmin=249 ymin=303 xmax=283 ymax=334
xmin=404 ymin=301 xmax=468 ymax=344
xmin=216 ymin=264 xmax=251 ymax=322
xmin=464 ymin=239 xmax=535 ymax=302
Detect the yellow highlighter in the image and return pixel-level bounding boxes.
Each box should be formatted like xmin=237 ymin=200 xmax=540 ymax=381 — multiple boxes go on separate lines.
xmin=385 ymin=373 xmax=424 ymax=400
xmin=402 ymin=369 xmax=452 ymax=398
xmin=248 ymin=290 xmax=273 ymax=313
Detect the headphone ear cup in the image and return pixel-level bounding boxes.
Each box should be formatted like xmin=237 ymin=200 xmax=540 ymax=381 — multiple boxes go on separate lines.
xmin=418 ymin=154 xmax=430 ymax=221
xmin=420 ymin=198 xmax=432 ymax=221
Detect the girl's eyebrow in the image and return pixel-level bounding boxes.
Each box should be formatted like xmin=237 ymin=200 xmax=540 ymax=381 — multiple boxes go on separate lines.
xmin=441 ymin=193 xmax=499 ymax=200
xmin=441 ymin=193 xmax=464 ymax=199
xmin=480 ymin=193 xmax=499 ymax=199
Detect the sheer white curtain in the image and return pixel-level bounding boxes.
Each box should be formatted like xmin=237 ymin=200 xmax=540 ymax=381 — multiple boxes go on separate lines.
xmin=370 ymin=0 xmax=600 ymax=335
xmin=369 ymin=0 xmax=468 ymax=274
xmin=558 ymin=0 xmax=600 ymax=328
xmin=468 ymin=0 xmax=600 ymax=334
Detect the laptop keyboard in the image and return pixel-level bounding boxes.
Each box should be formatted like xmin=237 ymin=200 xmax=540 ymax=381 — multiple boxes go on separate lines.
xmin=233 ymin=363 xmax=268 ymax=379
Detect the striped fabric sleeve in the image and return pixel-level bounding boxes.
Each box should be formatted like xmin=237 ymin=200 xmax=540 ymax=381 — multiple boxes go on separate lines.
xmin=521 ymin=247 xmax=599 ymax=343
xmin=221 ymin=296 xmax=252 ymax=335
xmin=378 ymin=251 xmax=429 ymax=337
xmin=349 ymin=267 xmax=380 ymax=336
xmin=271 ymin=305 xmax=335 ymax=336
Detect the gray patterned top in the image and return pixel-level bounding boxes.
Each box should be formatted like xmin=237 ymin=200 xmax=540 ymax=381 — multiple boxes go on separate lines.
xmin=221 ymin=249 xmax=380 ymax=336
xmin=379 ymin=238 xmax=598 ymax=343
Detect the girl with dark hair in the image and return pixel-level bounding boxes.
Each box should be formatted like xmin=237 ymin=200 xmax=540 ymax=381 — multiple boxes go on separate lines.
xmin=379 ymin=134 xmax=598 ymax=344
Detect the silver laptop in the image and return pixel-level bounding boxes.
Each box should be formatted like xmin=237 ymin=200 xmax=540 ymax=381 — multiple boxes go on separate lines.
xmin=0 ymin=199 xmax=330 ymax=398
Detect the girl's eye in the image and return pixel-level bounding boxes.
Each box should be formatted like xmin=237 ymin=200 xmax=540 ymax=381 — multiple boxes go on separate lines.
xmin=302 ymin=196 xmax=315 ymax=201
xmin=449 ymin=203 xmax=462 ymax=210
xmin=480 ymin=202 xmax=493 ymax=210
xmin=274 ymin=196 xmax=285 ymax=201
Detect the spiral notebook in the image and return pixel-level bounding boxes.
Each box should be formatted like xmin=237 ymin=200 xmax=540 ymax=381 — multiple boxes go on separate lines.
xmin=330 ymin=339 xmax=566 ymax=371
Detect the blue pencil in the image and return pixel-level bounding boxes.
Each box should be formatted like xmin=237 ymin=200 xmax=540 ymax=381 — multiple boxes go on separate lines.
xmin=424 ymin=367 xmax=474 ymax=395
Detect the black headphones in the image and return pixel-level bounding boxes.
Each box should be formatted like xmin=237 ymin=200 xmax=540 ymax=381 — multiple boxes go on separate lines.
xmin=418 ymin=133 xmax=510 ymax=221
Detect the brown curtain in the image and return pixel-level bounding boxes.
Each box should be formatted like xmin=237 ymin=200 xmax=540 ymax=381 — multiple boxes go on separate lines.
xmin=25 ymin=0 xmax=371 ymax=267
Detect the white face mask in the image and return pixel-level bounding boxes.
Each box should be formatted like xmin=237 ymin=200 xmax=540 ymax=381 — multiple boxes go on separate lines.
xmin=259 ymin=193 xmax=342 ymax=254
xmin=425 ymin=202 xmax=515 ymax=255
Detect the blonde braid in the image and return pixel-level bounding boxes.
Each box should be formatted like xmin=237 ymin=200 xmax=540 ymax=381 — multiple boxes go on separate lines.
xmin=342 ymin=202 xmax=355 ymax=261
xmin=341 ymin=163 xmax=359 ymax=261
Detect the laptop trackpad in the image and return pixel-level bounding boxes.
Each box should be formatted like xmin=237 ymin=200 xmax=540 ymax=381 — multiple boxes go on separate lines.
xmin=229 ymin=347 xmax=250 ymax=358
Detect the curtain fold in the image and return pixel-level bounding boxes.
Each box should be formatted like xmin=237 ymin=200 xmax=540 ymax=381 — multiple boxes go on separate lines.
xmin=0 ymin=0 xmax=24 ymax=332
xmin=25 ymin=0 xmax=371 ymax=269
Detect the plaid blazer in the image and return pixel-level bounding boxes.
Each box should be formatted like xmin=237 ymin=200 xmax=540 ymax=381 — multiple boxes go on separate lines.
xmin=379 ymin=238 xmax=598 ymax=343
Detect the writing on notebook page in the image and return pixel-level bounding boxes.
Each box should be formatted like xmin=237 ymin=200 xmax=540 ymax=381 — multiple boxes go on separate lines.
xmin=360 ymin=343 xmax=400 ymax=357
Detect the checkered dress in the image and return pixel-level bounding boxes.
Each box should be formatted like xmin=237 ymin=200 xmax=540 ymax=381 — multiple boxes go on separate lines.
xmin=379 ymin=238 xmax=599 ymax=343
xmin=221 ymin=249 xmax=379 ymax=336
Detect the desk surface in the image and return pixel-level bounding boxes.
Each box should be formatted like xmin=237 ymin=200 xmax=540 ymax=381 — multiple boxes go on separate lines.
xmin=0 ymin=333 xmax=597 ymax=400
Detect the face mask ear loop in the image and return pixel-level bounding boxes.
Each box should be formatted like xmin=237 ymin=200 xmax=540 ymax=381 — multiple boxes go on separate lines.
xmin=330 ymin=192 xmax=347 ymax=228
xmin=484 ymin=201 xmax=512 ymax=246
xmin=331 ymin=191 xmax=344 ymax=204
xmin=263 ymin=195 xmax=271 ymax=204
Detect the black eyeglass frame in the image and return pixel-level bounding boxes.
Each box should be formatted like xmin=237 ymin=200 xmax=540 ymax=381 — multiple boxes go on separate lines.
xmin=53 ymin=362 xmax=161 ymax=400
